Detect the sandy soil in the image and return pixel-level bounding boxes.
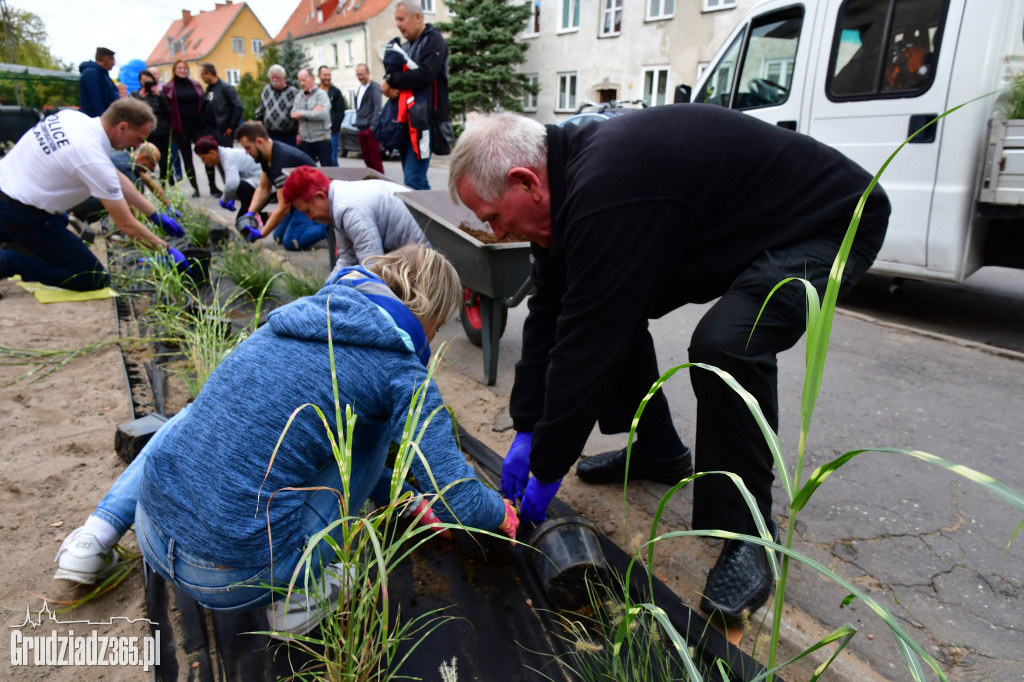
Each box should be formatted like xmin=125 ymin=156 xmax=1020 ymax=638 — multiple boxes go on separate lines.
xmin=0 ymin=235 xmax=885 ymax=682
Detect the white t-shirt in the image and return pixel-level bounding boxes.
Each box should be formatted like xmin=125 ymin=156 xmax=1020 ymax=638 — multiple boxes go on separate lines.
xmin=0 ymin=109 xmax=123 ymax=214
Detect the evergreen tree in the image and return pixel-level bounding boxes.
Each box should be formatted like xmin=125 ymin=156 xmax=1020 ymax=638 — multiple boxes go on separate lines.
xmin=437 ymin=0 xmax=537 ymax=119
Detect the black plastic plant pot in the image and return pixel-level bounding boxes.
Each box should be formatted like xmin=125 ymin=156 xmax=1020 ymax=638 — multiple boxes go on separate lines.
xmin=180 ymin=247 xmax=212 ymax=287
xmin=209 ymin=225 xmax=230 ymax=247
xmin=529 ymin=514 xmax=611 ymax=611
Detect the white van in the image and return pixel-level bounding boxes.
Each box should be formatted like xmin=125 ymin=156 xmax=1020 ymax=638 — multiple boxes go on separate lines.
xmin=689 ymin=0 xmax=1024 ymax=283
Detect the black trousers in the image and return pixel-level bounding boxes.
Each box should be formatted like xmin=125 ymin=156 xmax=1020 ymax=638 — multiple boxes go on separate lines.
xmin=597 ymin=234 xmax=879 ymax=535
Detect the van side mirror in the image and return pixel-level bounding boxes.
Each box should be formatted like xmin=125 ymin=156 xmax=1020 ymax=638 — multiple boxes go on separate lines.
xmin=674 ymin=84 xmax=692 ymax=103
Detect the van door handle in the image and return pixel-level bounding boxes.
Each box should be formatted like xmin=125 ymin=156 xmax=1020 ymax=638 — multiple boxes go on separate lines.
xmin=777 ymin=120 xmax=797 ymax=130
xmin=908 ymin=114 xmax=938 ymax=143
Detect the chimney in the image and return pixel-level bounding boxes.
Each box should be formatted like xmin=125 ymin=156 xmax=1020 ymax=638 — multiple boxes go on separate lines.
xmin=181 ymin=10 xmax=191 ymax=25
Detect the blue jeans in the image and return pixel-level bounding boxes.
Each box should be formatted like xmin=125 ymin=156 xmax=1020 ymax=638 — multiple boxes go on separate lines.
xmin=96 ymin=404 xmax=389 ymax=610
xmin=0 ymin=195 xmax=109 ymax=290
xmin=397 ymin=136 xmax=430 ymax=190
xmin=330 ymin=132 xmax=340 ymax=162
xmin=300 ymin=139 xmax=336 ymax=167
xmin=273 ymin=208 xmax=327 ymax=250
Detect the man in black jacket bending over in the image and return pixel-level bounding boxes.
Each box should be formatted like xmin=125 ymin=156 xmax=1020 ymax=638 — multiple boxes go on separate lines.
xmin=449 ymin=106 xmax=890 ymax=624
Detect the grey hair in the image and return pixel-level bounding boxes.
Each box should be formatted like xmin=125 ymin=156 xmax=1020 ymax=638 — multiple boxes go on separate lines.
xmin=267 ymin=64 xmax=286 ymax=78
xmin=396 ymin=1 xmax=423 ymax=15
xmin=448 ymin=113 xmax=547 ymax=204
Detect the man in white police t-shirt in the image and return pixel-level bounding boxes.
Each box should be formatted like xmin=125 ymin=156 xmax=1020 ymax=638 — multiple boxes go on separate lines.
xmin=0 ymin=98 xmax=185 ymax=291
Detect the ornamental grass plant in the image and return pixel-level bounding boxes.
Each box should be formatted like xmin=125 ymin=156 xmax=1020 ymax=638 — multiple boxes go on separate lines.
xmin=259 ymin=302 xmax=510 ymax=680
xmin=215 ymin=239 xmax=282 ymax=300
xmin=584 ymin=101 xmax=1024 ymax=681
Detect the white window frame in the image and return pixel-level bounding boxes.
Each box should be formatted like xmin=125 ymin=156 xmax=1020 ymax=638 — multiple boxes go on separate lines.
xmin=231 ymin=37 xmax=245 ymax=54
xmin=422 ymin=0 xmax=435 ymax=12
xmin=225 ymin=69 xmax=240 ymax=86
xmin=703 ymin=0 xmax=737 ymax=11
xmin=647 ymin=0 xmax=675 ymax=21
xmin=523 ymin=0 xmax=540 ymax=37
xmin=600 ymin=0 xmax=623 ymax=37
xmin=332 ymin=43 xmax=339 ymax=67
xmin=556 ymin=72 xmax=577 ymax=112
xmin=316 ymin=45 xmax=325 ymax=68
xmin=523 ymin=73 xmax=539 ymax=111
xmin=345 ymin=40 xmax=354 ymax=66
xmin=251 ymin=39 xmax=264 ymax=56
xmin=558 ymin=0 xmax=580 ymax=33
xmin=763 ymin=58 xmax=795 ymax=89
xmin=643 ymin=66 xmax=670 ymax=106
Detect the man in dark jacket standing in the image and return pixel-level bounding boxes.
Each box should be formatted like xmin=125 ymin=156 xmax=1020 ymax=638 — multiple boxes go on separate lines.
xmin=318 ymin=66 xmax=346 ymax=163
xmin=380 ymin=1 xmax=448 ymax=190
xmin=78 ymin=47 xmax=120 ymax=117
xmin=354 ymin=63 xmax=384 ymax=174
xmin=450 ymin=106 xmax=891 ymax=626
xmin=199 ymin=64 xmax=243 ymax=197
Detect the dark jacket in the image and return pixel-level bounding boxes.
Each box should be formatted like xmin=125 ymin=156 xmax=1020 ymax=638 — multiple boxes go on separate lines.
xmin=355 ymin=80 xmax=382 ymax=130
xmin=203 ymin=78 xmax=244 ymax=135
xmin=162 ymin=78 xmax=204 ymax=136
xmin=323 ymin=84 xmax=346 ymax=133
xmin=384 ymin=23 xmax=449 ymax=123
xmin=78 ymin=61 xmax=119 ymax=117
xmin=509 ymin=105 xmax=890 ymax=482
xmin=133 ymin=88 xmax=171 ymax=136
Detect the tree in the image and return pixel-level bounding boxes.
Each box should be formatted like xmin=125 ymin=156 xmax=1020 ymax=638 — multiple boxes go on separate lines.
xmin=437 ymin=0 xmax=537 ymax=119
xmin=0 ymin=1 xmax=62 ymax=69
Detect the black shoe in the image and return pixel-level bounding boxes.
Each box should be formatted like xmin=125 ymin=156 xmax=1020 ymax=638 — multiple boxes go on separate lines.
xmin=576 ymin=445 xmax=693 ymax=485
xmin=191 ymin=189 xmax=200 ymax=198
xmin=210 ymin=189 xmax=223 ymax=198
xmin=700 ymin=521 xmax=778 ymax=623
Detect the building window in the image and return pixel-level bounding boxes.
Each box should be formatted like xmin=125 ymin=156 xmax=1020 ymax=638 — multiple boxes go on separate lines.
xmin=305 ymin=47 xmax=313 ymax=61
xmin=559 ymin=0 xmax=580 ymax=32
xmin=600 ymin=0 xmax=623 ymax=37
xmin=597 ymin=88 xmax=616 ymax=102
xmin=647 ymin=0 xmax=674 ymax=21
xmin=332 ymin=44 xmax=339 ymax=66
xmin=347 ymin=89 xmax=357 ymax=106
xmin=316 ymin=45 xmax=325 ymax=67
xmin=704 ymin=0 xmax=737 ymax=10
xmin=231 ymin=37 xmax=245 ymax=54
xmin=643 ymin=67 xmax=669 ymax=106
xmin=251 ymin=39 xmax=264 ymax=55
xmin=557 ymin=72 xmax=577 ymax=111
xmin=422 ymin=0 xmax=435 ymax=11
xmin=225 ymin=69 xmax=240 ymax=86
xmin=345 ymin=40 xmax=354 ymax=66
xmin=523 ymin=0 xmax=540 ymax=37
xmin=523 ymin=73 xmax=539 ymax=111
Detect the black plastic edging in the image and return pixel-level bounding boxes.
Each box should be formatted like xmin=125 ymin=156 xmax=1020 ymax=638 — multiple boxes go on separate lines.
xmin=456 ymin=425 xmax=775 ymax=681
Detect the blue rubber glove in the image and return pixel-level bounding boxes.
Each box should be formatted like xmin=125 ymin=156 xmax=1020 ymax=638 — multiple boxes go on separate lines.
xmin=240 ymin=224 xmax=263 ymax=242
xmin=149 ymin=211 xmax=184 ymax=238
xmin=166 ymin=246 xmax=188 ymax=273
xmin=218 ymin=197 xmax=235 ymax=211
xmin=501 ymin=432 xmax=532 ymax=501
xmin=520 ymin=477 xmax=562 ymax=526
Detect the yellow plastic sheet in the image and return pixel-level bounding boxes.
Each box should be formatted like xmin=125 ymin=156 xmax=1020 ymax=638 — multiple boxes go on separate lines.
xmin=11 ymin=275 xmax=117 ymax=304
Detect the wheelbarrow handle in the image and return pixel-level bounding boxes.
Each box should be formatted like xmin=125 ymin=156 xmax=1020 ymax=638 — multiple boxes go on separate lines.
xmin=502 ymin=277 xmax=535 ymax=309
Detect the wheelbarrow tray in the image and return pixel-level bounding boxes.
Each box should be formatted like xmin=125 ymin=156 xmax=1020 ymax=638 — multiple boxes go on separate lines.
xmin=398 ymin=190 xmax=532 ymax=300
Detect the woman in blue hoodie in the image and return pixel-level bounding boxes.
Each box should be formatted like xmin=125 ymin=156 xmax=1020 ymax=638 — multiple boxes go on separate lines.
xmin=54 ymin=245 xmax=519 ymax=635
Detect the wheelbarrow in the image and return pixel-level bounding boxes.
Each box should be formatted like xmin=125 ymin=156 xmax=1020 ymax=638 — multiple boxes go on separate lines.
xmin=398 ymin=190 xmax=533 ymax=385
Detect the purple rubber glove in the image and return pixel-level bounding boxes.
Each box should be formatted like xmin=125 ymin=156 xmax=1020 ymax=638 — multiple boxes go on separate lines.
xmin=169 ymin=208 xmax=183 ymax=219
xmin=149 ymin=211 xmax=185 ymax=238
xmin=240 ymin=225 xmax=263 ymax=242
xmin=501 ymin=432 xmax=532 ymax=501
xmin=218 ymin=197 xmax=235 ymax=211
xmin=520 ymin=477 xmax=562 ymax=526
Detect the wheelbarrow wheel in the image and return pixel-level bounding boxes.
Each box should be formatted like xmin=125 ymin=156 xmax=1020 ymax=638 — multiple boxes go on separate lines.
xmin=461 ymin=288 xmax=507 ymax=348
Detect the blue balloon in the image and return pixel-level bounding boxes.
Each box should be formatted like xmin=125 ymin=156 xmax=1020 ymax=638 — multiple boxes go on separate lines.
xmin=117 ymin=59 xmax=148 ymax=93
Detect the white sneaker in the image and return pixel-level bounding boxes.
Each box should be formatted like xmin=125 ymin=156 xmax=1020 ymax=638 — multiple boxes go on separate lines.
xmin=265 ymin=562 xmax=354 ymax=639
xmin=53 ymin=528 xmax=119 ymax=585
